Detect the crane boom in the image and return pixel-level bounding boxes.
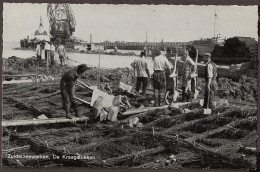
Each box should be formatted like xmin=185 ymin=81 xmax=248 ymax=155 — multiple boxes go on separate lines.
xmin=47 ymin=3 xmax=76 ymax=46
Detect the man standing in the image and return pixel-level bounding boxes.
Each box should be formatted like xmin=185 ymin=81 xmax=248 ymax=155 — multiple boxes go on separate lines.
xmin=152 ymin=48 xmax=172 ymax=107
xmin=44 ymin=41 xmax=51 ymax=61
xmin=35 ymin=42 xmax=41 ymax=66
xmin=203 ymin=53 xmax=217 ymax=110
xmin=131 ymin=51 xmax=150 ymax=95
xmin=57 ymin=43 xmax=66 ymax=66
xmin=50 ymin=42 xmax=56 ymax=66
xmin=181 ymin=50 xmax=196 ymax=102
xmin=60 ymin=64 xmax=90 ymax=119
xmin=45 ymin=41 xmax=51 ymax=73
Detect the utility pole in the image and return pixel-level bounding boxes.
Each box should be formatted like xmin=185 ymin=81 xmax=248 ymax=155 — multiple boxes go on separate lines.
xmin=98 ymin=42 xmax=101 ymax=87
xmin=214 ymin=10 xmax=217 ymax=38
xmin=145 ymin=30 xmax=148 ymax=56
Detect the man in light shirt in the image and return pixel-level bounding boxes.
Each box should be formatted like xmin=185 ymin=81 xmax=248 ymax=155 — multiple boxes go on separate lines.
xmin=50 ymin=42 xmax=56 ymax=66
xmin=131 ymin=51 xmax=150 ymax=95
xmin=181 ymin=50 xmax=196 ymax=102
xmin=203 ymin=53 xmax=217 ymax=110
xmin=57 ymin=43 xmax=66 ymax=67
xmin=152 ymin=48 xmax=172 ymax=107
xmin=35 ymin=42 xmax=41 ymax=66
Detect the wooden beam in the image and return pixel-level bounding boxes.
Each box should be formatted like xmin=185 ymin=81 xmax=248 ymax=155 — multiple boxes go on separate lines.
xmin=123 ymin=105 xmax=169 ymax=115
xmin=2 ymin=80 xmax=35 ymax=85
xmin=77 ymin=80 xmax=94 ymax=90
xmin=2 ymin=145 xmax=30 ymax=154
xmin=75 ymin=97 xmax=91 ymax=105
xmin=2 ymin=117 xmax=89 ymax=127
xmin=122 ymin=102 xmax=191 ymax=116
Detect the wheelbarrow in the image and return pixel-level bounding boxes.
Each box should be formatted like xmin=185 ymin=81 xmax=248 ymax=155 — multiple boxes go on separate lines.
xmin=75 ymin=80 xmax=131 ymax=112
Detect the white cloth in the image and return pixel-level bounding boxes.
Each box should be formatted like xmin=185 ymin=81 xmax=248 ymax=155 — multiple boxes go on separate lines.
xmin=153 ymin=55 xmax=171 ymax=71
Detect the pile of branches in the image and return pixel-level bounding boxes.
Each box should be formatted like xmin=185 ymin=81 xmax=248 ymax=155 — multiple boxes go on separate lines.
xmin=217 ymin=75 xmax=257 ymax=102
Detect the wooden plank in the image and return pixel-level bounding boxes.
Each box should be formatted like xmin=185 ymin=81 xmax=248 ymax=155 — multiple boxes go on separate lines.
xmin=2 ymin=80 xmax=35 ymax=85
xmin=2 ymin=117 xmax=89 ymax=127
xmin=2 ymin=145 xmax=30 ymax=154
xmin=75 ymin=97 xmax=91 ymax=105
xmin=122 ymin=102 xmax=190 ymax=115
xmin=77 ymin=80 xmax=94 ymax=90
xmin=122 ymin=105 xmax=169 ymax=115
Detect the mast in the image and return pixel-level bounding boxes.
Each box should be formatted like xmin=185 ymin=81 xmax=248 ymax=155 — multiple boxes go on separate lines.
xmin=214 ymin=10 xmax=217 ymax=39
xmin=145 ymin=30 xmax=148 ymax=56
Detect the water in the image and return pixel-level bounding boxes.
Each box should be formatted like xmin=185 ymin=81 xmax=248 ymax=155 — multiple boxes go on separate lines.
xmin=2 ymin=41 xmax=155 ymax=73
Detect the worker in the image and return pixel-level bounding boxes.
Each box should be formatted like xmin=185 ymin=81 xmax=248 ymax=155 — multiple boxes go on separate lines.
xmin=57 ymin=43 xmax=66 ymax=67
xmin=60 ymin=64 xmax=90 ymax=119
xmin=131 ymin=51 xmax=150 ymax=95
xmin=50 ymin=42 xmax=56 ymax=66
xmin=181 ymin=50 xmax=196 ymax=102
xmin=35 ymin=42 xmax=41 ymax=66
xmin=40 ymin=40 xmax=45 ymax=64
xmin=44 ymin=41 xmax=51 ymax=62
xmin=203 ymin=53 xmax=217 ymax=110
xmin=152 ymin=48 xmax=172 ymax=107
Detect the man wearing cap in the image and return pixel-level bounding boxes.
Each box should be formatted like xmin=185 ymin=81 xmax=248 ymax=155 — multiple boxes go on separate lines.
xmin=152 ymin=48 xmax=172 ymax=107
xmin=203 ymin=53 xmax=217 ymax=110
xmin=60 ymin=64 xmax=90 ymax=119
xmin=181 ymin=50 xmax=196 ymax=102
xmin=131 ymin=51 xmax=150 ymax=95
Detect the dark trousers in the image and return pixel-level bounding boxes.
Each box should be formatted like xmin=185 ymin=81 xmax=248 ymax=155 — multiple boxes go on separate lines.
xmin=36 ymin=55 xmax=42 ymax=66
xmin=60 ymin=84 xmax=77 ymax=113
xmin=182 ymin=86 xmax=193 ymax=102
xmin=203 ymin=80 xmax=217 ymax=109
xmin=50 ymin=51 xmax=55 ymax=66
xmin=152 ymin=71 xmax=166 ymax=106
xmin=136 ymin=77 xmax=148 ymax=95
xmin=59 ymin=55 xmax=66 ymax=67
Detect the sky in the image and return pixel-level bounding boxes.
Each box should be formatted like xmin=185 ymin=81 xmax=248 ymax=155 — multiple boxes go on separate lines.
xmin=3 ymin=3 xmax=258 ymax=42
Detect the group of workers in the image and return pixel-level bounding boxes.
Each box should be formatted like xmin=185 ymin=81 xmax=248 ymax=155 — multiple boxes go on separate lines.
xmin=131 ymin=48 xmax=217 ymax=110
xmin=59 ymin=47 xmax=217 ymax=119
xmin=35 ymin=40 xmax=67 ymax=67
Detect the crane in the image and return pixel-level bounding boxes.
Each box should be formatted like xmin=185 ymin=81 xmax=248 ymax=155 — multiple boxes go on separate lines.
xmin=47 ymin=3 xmax=76 ymax=47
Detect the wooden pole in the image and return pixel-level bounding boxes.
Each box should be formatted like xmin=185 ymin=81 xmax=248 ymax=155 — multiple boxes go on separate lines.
xmin=2 ymin=117 xmax=89 ymax=127
xmin=98 ymin=42 xmax=101 ymax=87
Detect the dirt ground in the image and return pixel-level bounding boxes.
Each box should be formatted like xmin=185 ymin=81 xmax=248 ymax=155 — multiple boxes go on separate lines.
xmin=2 ymin=56 xmax=258 ymax=169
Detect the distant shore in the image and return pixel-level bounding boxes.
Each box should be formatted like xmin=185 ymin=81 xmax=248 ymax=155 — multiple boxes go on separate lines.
xmin=13 ymin=47 xmax=138 ymax=56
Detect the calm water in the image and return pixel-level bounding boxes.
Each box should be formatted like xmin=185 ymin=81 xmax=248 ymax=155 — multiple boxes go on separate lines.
xmin=2 ymin=41 xmax=155 ymax=73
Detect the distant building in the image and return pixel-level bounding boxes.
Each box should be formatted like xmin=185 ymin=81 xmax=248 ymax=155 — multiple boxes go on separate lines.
xmin=34 ymin=16 xmax=49 ymax=41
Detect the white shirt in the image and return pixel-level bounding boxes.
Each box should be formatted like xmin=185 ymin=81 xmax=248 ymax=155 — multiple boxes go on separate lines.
xmin=153 ymin=55 xmax=171 ymax=71
xmin=131 ymin=57 xmax=149 ymax=77
xmin=45 ymin=42 xmax=50 ymax=50
xmin=50 ymin=44 xmax=55 ymax=52
xmin=36 ymin=44 xmax=41 ymax=56
xmin=206 ymin=61 xmax=213 ymax=78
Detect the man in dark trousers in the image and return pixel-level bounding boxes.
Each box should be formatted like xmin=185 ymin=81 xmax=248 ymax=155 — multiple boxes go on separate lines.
xmin=152 ymin=48 xmax=172 ymax=107
xmin=203 ymin=53 xmax=217 ymax=110
xmin=60 ymin=64 xmax=90 ymax=119
xmin=131 ymin=51 xmax=150 ymax=95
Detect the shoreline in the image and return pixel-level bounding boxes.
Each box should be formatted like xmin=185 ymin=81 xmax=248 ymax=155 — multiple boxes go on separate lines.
xmin=13 ymin=47 xmax=139 ymax=57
